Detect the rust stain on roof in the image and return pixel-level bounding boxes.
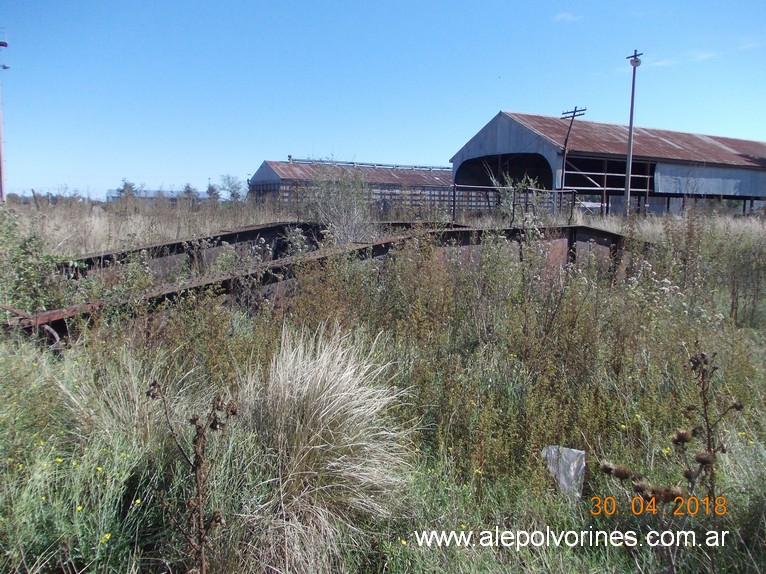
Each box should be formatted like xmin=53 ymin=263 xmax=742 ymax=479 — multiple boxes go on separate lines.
xmin=265 ymin=159 xmax=453 ymax=187
xmin=507 ymin=112 xmax=766 ymax=169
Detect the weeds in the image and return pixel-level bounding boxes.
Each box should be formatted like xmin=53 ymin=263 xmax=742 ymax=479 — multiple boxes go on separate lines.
xmin=598 ymin=346 xmax=746 ymax=573
xmin=303 ymin=168 xmax=376 ymax=245
xmin=146 ymin=382 xmax=237 ymax=574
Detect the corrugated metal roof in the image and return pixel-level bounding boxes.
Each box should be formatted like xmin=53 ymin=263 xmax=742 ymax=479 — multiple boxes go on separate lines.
xmin=507 ymin=112 xmax=766 ymax=169
xmin=264 ymin=159 xmax=453 ymax=187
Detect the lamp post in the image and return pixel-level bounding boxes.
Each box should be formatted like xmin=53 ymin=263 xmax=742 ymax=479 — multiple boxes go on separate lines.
xmin=0 ymin=39 xmax=7 ymax=203
xmin=624 ymin=49 xmax=642 ymax=216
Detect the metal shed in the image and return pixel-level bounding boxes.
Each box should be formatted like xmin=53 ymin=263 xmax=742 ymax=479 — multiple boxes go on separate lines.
xmin=451 ymin=112 xmax=766 ymax=214
xmin=249 ymin=157 xmax=454 ymax=211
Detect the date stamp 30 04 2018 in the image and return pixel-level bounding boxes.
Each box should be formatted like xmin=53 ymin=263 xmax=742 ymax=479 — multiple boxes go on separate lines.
xmin=589 ymin=495 xmax=728 ymax=517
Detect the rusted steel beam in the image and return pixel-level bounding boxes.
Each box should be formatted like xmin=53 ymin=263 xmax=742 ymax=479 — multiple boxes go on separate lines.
xmin=57 ymin=221 xmax=325 ymax=277
xmin=10 ymin=225 xmax=645 ymax=339
xmin=56 ymin=220 xmax=465 ymax=280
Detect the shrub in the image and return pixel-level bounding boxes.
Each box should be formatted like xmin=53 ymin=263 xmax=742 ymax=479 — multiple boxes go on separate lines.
xmin=302 ymin=169 xmax=375 ymax=245
xmin=0 ymin=207 xmax=60 ymax=313
xmin=237 ymin=326 xmax=412 ymax=573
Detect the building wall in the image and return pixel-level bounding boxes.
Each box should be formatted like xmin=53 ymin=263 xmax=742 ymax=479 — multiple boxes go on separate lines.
xmin=451 ymin=112 xmax=562 ymax=187
xmin=451 ymin=113 xmax=766 ymax=215
xmin=655 ymin=162 xmax=766 ymax=198
xmin=250 ymin=162 xmax=282 ymax=185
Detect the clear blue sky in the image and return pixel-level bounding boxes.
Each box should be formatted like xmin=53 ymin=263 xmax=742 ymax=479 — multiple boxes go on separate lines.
xmin=2 ymin=1 xmax=765 ymax=199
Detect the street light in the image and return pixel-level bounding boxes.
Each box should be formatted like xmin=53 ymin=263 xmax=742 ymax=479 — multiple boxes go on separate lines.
xmin=0 ymin=39 xmax=7 ymax=203
xmin=624 ymin=49 xmax=642 ymax=216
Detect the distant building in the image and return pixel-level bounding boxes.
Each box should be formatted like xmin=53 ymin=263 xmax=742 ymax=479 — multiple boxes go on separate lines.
xmin=249 ymin=157 xmax=454 ymax=212
xmin=105 ymin=189 xmax=204 ymax=203
xmin=451 ymin=112 xmax=766 ymax=214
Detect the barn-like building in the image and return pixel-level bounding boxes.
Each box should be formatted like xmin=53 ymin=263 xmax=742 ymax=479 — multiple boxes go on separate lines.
xmin=249 ymin=157 xmax=454 ymax=211
xmin=451 ymin=112 xmax=766 ymax=214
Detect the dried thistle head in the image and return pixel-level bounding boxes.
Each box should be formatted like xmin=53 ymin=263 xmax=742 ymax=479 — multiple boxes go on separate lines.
xmin=671 ymin=430 xmax=693 ymax=445
xmin=209 ymin=414 xmax=226 ymax=432
xmin=667 ymin=485 xmax=684 ymax=499
xmin=732 ymin=401 xmax=744 ymax=412
xmin=695 ymin=450 xmax=715 ymax=466
xmin=146 ymin=380 xmax=161 ymax=400
xmin=600 ymin=462 xmax=615 ymax=475
xmin=226 ymin=400 xmax=239 ymax=418
xmin=690 ymin=352 xmax=708 ymax=371
xmin=209 ymin=509 xmax=226 ymax=529
xmin=650 ymin=486 xmax=678 ymax=505
xmin=648 ymin=486 xmax=666 ymax=503
xmin=632 ymin=475 xmax=651 ymax=494
xmin=611 ymin=465 xmax=631 ymax=481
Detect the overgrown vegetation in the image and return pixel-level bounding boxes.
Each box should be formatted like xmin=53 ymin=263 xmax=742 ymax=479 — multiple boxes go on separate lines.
xmin=302 ymin=168 xmax=376 ymax=245
xmin=1 ymin=200 xmax=764 ymax=573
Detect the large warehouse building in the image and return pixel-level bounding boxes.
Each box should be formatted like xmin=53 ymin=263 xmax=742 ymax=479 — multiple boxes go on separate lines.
xmin=451 ymin=112 xmax=766 ymax=214
xmin=249 ymin=112 xmax=766 ymax=216
xmin=249 ymin=157 xmax=454 ymax=211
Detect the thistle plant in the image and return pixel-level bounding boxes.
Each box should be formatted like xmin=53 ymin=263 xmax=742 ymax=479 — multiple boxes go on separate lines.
xmin=599 ymin=345 xmax=744 ymax=573
xmin=146 ymin=380 xmax=238 ymax=574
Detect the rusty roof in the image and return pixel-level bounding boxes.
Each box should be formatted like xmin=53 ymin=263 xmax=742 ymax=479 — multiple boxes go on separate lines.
xmin=507 ymin=112 xmax=766 ymax=169
xmin=263 ymin=159 xmax=453 ymax=187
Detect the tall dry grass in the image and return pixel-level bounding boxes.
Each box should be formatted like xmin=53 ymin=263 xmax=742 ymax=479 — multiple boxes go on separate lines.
xmin=236 ymin=326 xmax=412 ymax=573
xmin=7 ymin=196 xmax=287 ymax=256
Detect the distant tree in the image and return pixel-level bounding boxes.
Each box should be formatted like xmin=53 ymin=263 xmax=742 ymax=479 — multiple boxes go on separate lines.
xmin=206 ymin=182 xmax=221 ymax=201
xmin=182 ymin=183 xmax=200 ymax=200
xmin=117 ymin=178 xmax=139 ymax=198
xmin=219 ymin=174 xmax=244 ymax=202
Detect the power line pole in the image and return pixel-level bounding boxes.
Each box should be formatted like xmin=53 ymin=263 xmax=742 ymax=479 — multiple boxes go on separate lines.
xmin=560 ymin=106 xmax=586 ymax=190
xmin=624 ymin=49 xmax=642 ymax=216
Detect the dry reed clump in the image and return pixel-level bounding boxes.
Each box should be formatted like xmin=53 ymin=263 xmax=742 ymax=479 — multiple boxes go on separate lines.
xmin=238 ymin=326 xmax=412 ymax=573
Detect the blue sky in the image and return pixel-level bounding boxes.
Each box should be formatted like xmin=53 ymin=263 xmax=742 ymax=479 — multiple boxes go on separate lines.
xmin=2 ymin=1 xmax=765 ymax=198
